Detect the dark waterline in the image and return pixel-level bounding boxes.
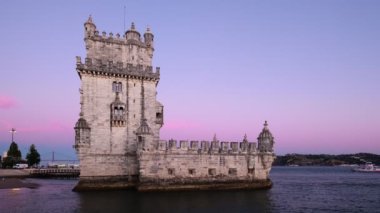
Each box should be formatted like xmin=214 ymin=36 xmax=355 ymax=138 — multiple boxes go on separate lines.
xmin=1 ymin=167 xmax=380 ymax=213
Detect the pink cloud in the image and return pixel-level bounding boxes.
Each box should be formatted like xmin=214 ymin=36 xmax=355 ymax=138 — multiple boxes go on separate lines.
xmin=163 ymin=119 xmax=202 ymax=130
xmin=18 ymin=121 xmax=72 ymax=133
xmin=0 ymin=95 xmax=18 ymax=109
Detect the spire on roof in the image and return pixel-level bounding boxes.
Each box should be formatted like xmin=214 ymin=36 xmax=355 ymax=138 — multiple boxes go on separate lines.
xmin=213 ymin=134 xmax=217 ymax=142
xmin=243 ymin=134 xmax=248 ymax=143
xmin=131 ymin=22 xmax=136 ymax=30
xmin=87 ymin=15 xmax=93 ymax=23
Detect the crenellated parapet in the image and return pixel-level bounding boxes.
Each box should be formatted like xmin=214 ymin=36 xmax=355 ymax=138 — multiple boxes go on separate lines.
xmin=156 ymin=139 xmax=259 ymax=155
xmin=84 ymin=17 xmax=153 ymax=50
xmin=76 ymin=56 xmax=160 ymax=80
xmin=86 ymin=30 xmax=152 ymax=49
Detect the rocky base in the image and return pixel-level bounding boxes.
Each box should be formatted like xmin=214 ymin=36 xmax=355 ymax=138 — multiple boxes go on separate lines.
xmin=72 ymin=175 xmax=138 ymax=191
xmin=73 ymin=176 xmax=272 ymax=192
xmin=138 ymin=179 xmax=273 ymax=192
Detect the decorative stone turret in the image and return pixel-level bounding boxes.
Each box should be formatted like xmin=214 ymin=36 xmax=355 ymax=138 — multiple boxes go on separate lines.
xmin=84 ymin=15 xmax=96 ymax=38
xmin=240 ymin=134 xmax=249 ymax=152
xmin=257 ymin=121 xmax=274 ymax=152
xmin=74 ymin=113 xmax=91 ymax=151
xmin=144 ymin=26 xmax=154 ymax=48
xmin=125 ymin=22 xmax=141 ymax=41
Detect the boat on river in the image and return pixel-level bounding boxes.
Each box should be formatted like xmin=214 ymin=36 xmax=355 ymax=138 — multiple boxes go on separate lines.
xmin=352 ymin=162 xmax=380 ymax=173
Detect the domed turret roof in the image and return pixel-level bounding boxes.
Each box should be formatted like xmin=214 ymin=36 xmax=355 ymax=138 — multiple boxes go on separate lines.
xmin=85 ymin=15 xmax=96 ymax=26
xmin=156 ymin=101 xmax=163 ymax=107
xmin=144 ymin=26 xmax=153 ymax=35
xmin=257 ymin=121 xmax=273 ymax=140
xmin=75 ymin=117 xmax=90 ymax=129
xmin=125 ymin=22 xmax=141 ymax=37
xmin=136 ymin=119 xmax=152 ymax=135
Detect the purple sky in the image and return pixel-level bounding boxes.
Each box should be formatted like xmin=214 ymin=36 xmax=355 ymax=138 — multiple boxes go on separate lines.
xmin=1 ymin=0 xmax=379 ymax=160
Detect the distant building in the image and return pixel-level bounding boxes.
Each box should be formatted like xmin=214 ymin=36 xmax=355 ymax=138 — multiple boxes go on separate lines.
xmin=74 ymin=16 xmax=275 ymax=191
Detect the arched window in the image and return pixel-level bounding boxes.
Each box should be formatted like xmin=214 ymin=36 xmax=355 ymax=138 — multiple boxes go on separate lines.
xmin=112 ymin=82 xmax=123 ymax=92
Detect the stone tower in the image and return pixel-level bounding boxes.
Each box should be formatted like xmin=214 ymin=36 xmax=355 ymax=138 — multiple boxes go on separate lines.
xmin=74 ymin=17 xmax=275 ymax=191
xmin=74 ymin=16 xmax=163 ymax=189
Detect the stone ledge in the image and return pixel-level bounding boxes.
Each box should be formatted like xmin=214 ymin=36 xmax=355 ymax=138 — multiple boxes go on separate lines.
xmin=72 ymin=175 xmax=272 ymax=192
xmin=138 ymin=179 xmax=273 ymax=192
xmin=73 ymin=175 xmax=138 ymax=192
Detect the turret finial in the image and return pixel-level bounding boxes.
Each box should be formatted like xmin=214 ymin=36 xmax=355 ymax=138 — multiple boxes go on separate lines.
xmin=213 ymin=133 xmax=217 ymax=142
xmin=264 ymin=121 xmax=268 ymax=130
xmin=131 ymin=22 xmax=136 ymax=30
xmin=243 ymin=134 xmax=248 ymax=143
xmin=87 ymin=15 xmax=93 ymax=23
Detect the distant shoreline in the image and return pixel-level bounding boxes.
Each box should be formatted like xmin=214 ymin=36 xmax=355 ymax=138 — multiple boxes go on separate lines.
xmin=0 ymin=169 xmax=30 ymax=178
xmin=274 ymin=153 xmax=380 ymax=166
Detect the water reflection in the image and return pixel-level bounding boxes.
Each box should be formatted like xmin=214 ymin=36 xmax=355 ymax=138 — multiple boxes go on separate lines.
xmin=78 ymin=189 xmax=272 ymax=213
xmin=3 ymin=167 xmax=378 ymax=212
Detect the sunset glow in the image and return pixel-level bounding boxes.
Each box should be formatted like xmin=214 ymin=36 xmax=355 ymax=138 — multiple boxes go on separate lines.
xmin=0 ymin=0 xmax=379 ymax=160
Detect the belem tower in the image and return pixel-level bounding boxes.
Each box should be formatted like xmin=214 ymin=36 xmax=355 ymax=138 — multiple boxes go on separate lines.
xmin=73 ymin=16 xmax=275 ymax=191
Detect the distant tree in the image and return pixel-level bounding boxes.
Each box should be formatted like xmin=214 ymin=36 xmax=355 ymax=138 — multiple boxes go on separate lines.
xmin=26 ymin=144 xmax=41 ymax=167
xmin=2 ymin=157 xmax=15 ymax=168
xmin=1 ymin=142 xmax=21 ymax=168
xmin=7 ymin=141 xmax=22 ymax=160
xmin=3 ymin=141 xmax=23 ymax=168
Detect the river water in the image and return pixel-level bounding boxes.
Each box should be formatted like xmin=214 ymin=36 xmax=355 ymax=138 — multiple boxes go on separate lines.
xmin=1 ymin=166 xmax=379 ymax=213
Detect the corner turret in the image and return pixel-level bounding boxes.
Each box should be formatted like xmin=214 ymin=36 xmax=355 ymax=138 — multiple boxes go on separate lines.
xmin=125 ymin=22 xmax=141 ymax=41
xmin=74 ymin=112 xmax=91 ymax=152
xmin=84 ymin=15 xmax=96 ymax=38
xmin=144 ymin=26 xmax=154 ymax=48
xmin=257 ymin=121 xmax=274 ymax=152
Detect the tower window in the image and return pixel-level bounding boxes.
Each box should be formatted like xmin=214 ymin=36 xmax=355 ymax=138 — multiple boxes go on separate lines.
xmin=168 ymin=168 xmax=175 ymax=175
xmin=188 ymin=169 xmax=195 ymax=175
xmin=228 ymin=168 xmax=237 ymax=176
xmin=208 ymin=168 xmax=216 ymax=176
xmin=112 ymin=82 xmax=122 ymax=92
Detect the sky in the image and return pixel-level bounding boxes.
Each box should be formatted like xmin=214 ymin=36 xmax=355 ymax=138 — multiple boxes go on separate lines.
xmin=0 ymin=0 xmax=379 ymax=160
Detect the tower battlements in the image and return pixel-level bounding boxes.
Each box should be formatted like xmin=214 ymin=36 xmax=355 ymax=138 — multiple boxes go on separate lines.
xmin=157 ymin=138 xmax=258 ymax=154
xmin=76 ymin=56 xmax=160 ymax=80
xmin=85 ymin=29 xmax=152 ymax=48
xmin=83 ymin=16 xmax=154 ymax=68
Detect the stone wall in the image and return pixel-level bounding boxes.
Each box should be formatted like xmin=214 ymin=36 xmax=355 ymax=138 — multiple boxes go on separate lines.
xmin=138 ymin=140 xmax=275 ymax=185
xmin=76 ymin=66 xmax=161 ymax=177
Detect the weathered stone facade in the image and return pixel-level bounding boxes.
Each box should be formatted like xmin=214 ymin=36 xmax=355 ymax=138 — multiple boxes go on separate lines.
xmin=73 ymin=16 xmax=275 ymax=191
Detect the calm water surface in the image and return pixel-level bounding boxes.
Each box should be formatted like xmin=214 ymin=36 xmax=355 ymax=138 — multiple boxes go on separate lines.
xmin=1 ymin=167 xmax=379 ymax=213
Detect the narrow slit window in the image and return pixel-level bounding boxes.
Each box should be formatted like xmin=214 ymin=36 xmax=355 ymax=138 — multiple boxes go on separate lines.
xmin=208 ymin=168 xmax=216 ymax=176
xmin=168 ymin=168 xmax=175 ymax=175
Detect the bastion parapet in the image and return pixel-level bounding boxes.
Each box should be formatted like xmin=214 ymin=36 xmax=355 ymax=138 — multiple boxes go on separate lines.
xmin=76 ymin=57 xmax=160 ymax=80
xmin=73 ymin=16 xmax=275 ymax=191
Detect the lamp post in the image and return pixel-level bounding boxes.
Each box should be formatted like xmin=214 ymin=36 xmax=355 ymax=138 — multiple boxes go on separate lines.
xmin=9 ymin=128 xmax=16 ymax=142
